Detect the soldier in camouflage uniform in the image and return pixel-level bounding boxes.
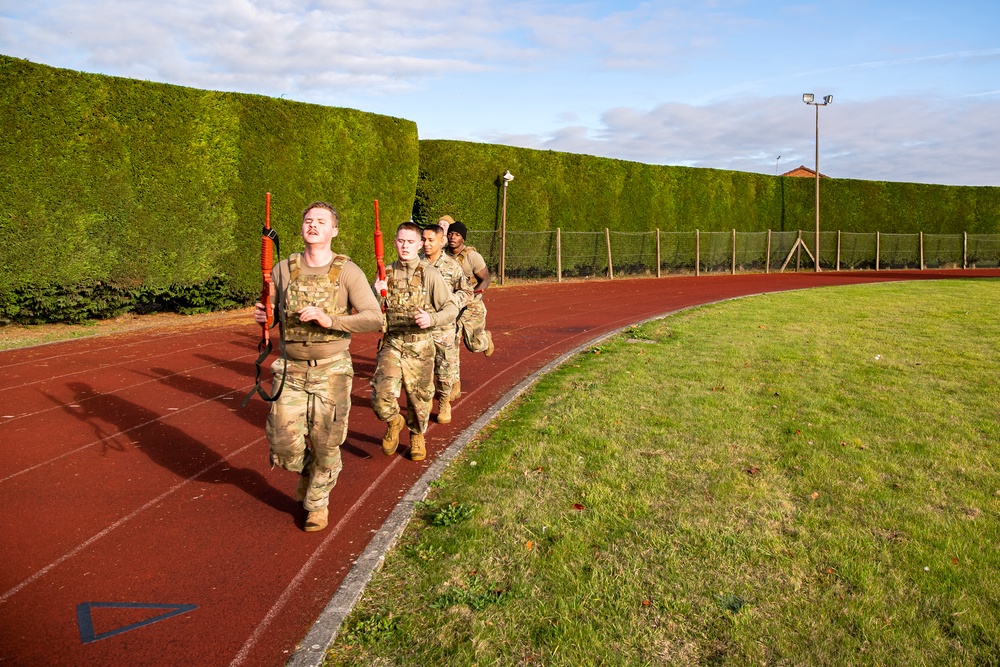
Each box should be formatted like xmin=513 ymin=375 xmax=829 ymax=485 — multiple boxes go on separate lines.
xmin=253 ymin=202 xmax=382 ymax=532
xmin=421 ymin=224 xmax=473 ymax=424
xmin=446 ymin=221 xmax=495 ymax=363
xmin=371 ymin=222 xmax=459 ymax=461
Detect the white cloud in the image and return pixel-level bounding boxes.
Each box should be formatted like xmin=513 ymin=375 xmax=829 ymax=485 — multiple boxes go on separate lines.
xmin=479 ymin=95 xmax=1000 ymax=186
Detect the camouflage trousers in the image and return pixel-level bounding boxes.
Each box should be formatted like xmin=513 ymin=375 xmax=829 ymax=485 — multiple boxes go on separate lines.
xmin=431 ymin=326 xmax=460 ymax=401
xmin=458 ymin=298 xmax=491 ymax=353
xmin=371 ymin=333 xmax=435 ymax=434
xmin=266 ymin=354 xmax=353 ymax=512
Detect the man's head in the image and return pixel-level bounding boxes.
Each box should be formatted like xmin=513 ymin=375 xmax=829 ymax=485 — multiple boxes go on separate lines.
xmin=422 ymin=225 xmax=446 ymax=260
xmin=301 ymin=202 xmax=339 ymax=246
xmin=395 ymin=222 xmax=423 ymax=262
xmin=447 ymin=221 xmax=467 ymax=252
xmin=437 ymin=214 xmax=454 ymax=236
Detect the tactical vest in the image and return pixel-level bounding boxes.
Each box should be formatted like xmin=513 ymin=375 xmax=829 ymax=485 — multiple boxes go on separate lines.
xmin=385 ymin=261 xmax=431 ymax=333
xmin=452 ymin=245 xmax=482 ymax=291
xmin=283 ymin=253 xmax=351 ymax=343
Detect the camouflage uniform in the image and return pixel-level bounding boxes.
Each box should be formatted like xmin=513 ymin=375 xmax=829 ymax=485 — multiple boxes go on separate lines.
xmin=371 ymin=257 xmax=458 ymax=436
xmin=266 ymin=253 xmax=382 ymax=512
xmin=426 ymin=252 xmax=473 ymax=401
xmin=450 ymin=244 xmax=493 ymax=354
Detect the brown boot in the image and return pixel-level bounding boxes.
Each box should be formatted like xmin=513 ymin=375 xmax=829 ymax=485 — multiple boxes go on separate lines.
xmin=382 ymin=413 xmax=406 ymax=456
xmin=484 ymin=331 xmax=495 ymax=357
xmin=294 ymin=473 xmax=310 ymax=503
xmin=450 ymin=381 xmax=461 ymax=400
xmin=410 ymin=432 xmax=426 ymax=461
xmin=437 ymin=399 xmax=452 ymax=424
xmin=304 ymin=506 xmax=328 ymax=532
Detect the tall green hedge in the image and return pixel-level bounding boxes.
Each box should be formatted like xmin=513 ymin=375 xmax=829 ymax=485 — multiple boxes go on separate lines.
xmin=416 ymin=140 xmax=1000 ymax=236
xmin=0 ymin=55 xmax=417 ymax=323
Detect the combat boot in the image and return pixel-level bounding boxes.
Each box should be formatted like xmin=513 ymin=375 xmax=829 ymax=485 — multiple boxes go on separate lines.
xmin=382 ymin=413 xmax=406 ymax=456
xmin=304 ymin=506 xmax=328 ymax=532
xmin=484 ymin=331 xmax=495 ymax=357
xmin=450 ymin=380 xmax=462 ymax=400
xmin=410 ymin=432 xmax=426 ymax=461
xmin=437 ymin=399 xmax=452 ymax=424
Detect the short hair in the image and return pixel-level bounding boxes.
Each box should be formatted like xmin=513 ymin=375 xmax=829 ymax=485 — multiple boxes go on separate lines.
xmin=422 ymin=224 xmax=445 ymax=237
xmin=302 ymin=201 xmax=339 ymax=226
xmin=396 ymin=221 xmax=422 ymax=237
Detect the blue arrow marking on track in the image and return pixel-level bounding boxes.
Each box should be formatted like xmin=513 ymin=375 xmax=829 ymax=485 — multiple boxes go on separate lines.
xmin=76 ymin=601 xmax=198 ymax=644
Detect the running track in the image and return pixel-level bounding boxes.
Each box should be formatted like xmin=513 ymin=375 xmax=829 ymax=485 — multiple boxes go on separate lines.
xmin=2 ymin=270 xmax=997 ymax=666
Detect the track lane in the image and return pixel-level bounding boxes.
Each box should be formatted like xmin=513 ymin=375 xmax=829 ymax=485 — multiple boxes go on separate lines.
xmin=1 ymin=270 xmax=997 ymax=666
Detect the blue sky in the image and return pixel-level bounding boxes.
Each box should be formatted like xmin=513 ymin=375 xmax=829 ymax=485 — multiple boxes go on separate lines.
xmin=3 ymin=0 xmax=998 ymax=185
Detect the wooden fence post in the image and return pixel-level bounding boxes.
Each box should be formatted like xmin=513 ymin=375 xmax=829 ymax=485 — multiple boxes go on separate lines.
xmin=731 ymin=229 xmax=737 ymax=275
xmin=695 ymin=229 xmax=700 ymax=276
xmin=765 ymin=230 xmax=771 ymax=274
xmin=837 ymin=230 xmax=841 ymax=271
xmin=556 ymin=228 xmax=562 ymax=282
xmin=605 ymin=228 xmax=614 ymax=279
xmin=656 ymin=229 xmax=661 ymax=278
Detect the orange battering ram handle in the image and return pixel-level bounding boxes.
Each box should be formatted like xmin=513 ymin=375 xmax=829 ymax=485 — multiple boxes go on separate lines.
xmin=260 ymin=192 xmax=275 ymax=343
xmin=374 ymin=199 xmax=386 ymax=297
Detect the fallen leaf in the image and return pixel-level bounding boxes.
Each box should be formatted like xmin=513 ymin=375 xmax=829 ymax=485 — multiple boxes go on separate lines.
xmin=811 ymin=492 xmax=820 ymax=499
xmin=951 ymin=557 xmax=959 ymax=565
xmin=826 ymin=567 xmax=835 ymax=574
xmin=746 ymin=467 xmax=760 ymax=475
xmin=572 ymin=503 xmax=585 ymax=511
xmin=526 ymin=541 xmax=533 ymax=551
xmin=642 ymin=599 xmax=651 ymax=607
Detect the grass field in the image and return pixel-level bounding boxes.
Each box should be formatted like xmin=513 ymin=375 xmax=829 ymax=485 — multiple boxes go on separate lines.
xmin=328 ymin=280 xmax=1000 ymax=666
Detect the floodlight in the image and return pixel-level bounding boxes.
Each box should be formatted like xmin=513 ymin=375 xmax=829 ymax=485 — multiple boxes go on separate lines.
xmin=802 ymin=93 xmax=814 ymax=103
xmin=503 ymin=170 xmax=514 ymax=184
xmin=823 ymin=95 xmax=833 ymax=104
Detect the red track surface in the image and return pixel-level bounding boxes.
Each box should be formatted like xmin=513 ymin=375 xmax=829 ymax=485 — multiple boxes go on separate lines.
xmin=2 ymin=270 xmax=997 ymax=666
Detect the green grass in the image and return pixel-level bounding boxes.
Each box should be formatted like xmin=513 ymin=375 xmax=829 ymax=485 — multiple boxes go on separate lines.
xmin=329 ymin=279 xmax=1000 ymax=666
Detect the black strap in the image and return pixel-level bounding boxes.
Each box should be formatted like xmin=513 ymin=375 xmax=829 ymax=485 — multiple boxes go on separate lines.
xmin=240 ymin=225 xmax=287 ymax=408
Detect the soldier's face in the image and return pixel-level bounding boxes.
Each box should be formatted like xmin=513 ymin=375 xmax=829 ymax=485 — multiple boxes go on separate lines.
xmin=302 ymin=208 xmax=338 ymax=246
xmin=395 ymin=228 xmax=422 ymax=261
xmin=422 ymin=229 xmax=445 ymax=257
xmin=447 ymin=231 xmax=464 ymax=250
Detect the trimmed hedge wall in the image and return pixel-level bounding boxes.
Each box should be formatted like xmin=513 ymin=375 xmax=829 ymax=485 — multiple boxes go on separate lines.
xmin=416 ymin=140 xmax=1000 ymax=236
xmin=0 ymin=55 xmax=418 ymax=323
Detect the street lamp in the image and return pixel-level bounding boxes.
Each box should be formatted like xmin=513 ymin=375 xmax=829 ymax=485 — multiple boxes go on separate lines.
xmin=500 ymin=170 xmax=513 ymax=285
xmin=802 ymin=93 xmax=832 ymax=272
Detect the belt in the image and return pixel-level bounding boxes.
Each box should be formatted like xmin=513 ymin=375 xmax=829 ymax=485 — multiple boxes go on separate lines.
xmin=286 ymin=355 xmax=348 ymax=368
xmin=389 ymin=331 xmax=432 ymax=343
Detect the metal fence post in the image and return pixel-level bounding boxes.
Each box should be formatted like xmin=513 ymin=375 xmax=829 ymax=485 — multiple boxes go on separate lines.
xmin=920 ymin=231 xmax=925 ymax=270
xmin=876 ymin=231 xmax=880 ymax=271
xmin=605 ymin=228 xmax=614 ymax=279
xmin=963 ymin=231 xmax=968 ymax=269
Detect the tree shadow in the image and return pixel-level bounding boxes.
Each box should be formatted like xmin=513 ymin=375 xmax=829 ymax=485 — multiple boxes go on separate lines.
xmin=58 ymin=381 xmax=297 ymax=514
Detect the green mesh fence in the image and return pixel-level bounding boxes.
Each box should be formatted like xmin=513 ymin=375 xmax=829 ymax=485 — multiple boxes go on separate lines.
xmin=968 ymin=234 xmax=1000 ymax=268
xmin=464 ymin=229 xmax=993 ymax=279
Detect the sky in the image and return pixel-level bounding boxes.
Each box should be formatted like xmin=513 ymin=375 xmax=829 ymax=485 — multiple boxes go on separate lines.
xmin=2 ymin=0 xmax=999 ymax=186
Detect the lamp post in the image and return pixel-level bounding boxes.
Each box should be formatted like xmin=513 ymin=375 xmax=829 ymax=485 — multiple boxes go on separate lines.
xmin=775 ymin=155 xmax=781 ymax=176
xmin=500 ymin=169 xmax=513 ymax=285
xmin=802 ymin=93 xmax=832 ymax=272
